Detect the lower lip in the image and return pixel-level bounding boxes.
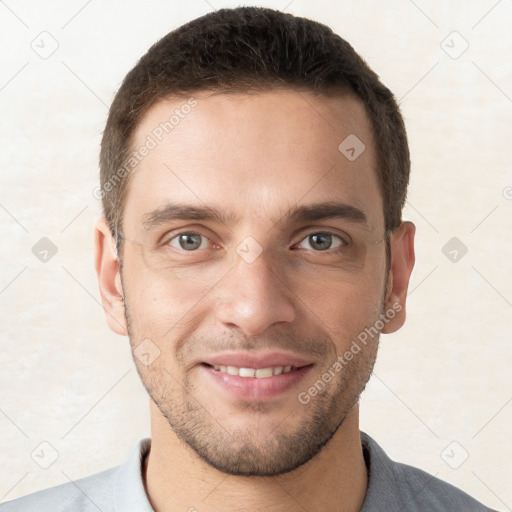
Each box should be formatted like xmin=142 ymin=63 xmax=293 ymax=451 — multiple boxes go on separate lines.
xmin=200 ymin=364 xmax=313 ymax=401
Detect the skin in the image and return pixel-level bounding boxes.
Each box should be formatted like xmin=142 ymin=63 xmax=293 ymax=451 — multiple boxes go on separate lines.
xmin=95 ymin=89 xmax=415 ymax=512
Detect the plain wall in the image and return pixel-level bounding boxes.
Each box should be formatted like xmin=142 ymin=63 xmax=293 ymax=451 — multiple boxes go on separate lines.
xmin=0 ymin=0 xmax=510 ymax=509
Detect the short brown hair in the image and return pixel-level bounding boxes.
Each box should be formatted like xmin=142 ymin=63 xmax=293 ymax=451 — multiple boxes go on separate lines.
xmin=100 ymin=6 xmax=410 ymax=250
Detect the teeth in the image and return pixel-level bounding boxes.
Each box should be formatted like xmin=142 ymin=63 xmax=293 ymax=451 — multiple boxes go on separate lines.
xmin=254 ymin=367 xmax=272 ymax=378
xmin=211 ymin=365 xmax=294 ymax=378
xmin=240 ymin=367 xmax=255 ymax=377
xmin=227 ymin=366 xmax=238 ymax=375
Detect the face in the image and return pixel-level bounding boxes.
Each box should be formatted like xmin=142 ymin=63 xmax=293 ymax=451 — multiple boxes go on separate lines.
xmin=97 ymin=89 xmax=414 ymax=476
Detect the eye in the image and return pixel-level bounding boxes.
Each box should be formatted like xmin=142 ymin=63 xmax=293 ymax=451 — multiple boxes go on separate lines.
xmin=296 ymin=232 xmax=347 ymax=251
xmin=167 ymin=232 xmax=211 ymax=251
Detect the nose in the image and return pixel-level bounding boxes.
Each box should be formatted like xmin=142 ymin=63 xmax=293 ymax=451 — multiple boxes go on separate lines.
xmin=214 ymin=250 xmax=296 ymax=337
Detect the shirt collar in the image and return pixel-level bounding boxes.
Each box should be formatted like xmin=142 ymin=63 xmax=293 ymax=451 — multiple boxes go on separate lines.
xmin=113 ymin=437 xmax=154 ymax=511
xmin=360 ymin=431 xmax=406 ymax=511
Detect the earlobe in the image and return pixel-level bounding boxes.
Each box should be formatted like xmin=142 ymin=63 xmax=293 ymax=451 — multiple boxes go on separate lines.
xmin=381 ymin=221 xmax=416 ymax=334
xmin=94 ymin=217 xmax=128 ymax=336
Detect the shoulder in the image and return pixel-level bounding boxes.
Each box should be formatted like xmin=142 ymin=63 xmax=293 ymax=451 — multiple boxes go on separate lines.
xmin=390 ymin=458 xmax=494 ymax=511
xmin=0 ymin=466 xmax=118 ymax=512
xmin=0 ymin=438 xmax=152 ymax=512
xmin=360 ymin=431 xmax=496 ymax=512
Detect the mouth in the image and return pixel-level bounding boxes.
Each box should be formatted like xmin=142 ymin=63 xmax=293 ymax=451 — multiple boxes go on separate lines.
xmin=198 ymin=353 xmax=314 ymax=401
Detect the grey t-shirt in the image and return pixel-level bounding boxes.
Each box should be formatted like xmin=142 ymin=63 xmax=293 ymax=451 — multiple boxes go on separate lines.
xmin=0 ymin=431 xmax=496 ymax=511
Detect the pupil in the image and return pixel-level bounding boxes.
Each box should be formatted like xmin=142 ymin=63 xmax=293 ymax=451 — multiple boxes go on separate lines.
xmin=179 ymin=234 xmax=201 ymax=250
xmin=311 ymin=233 xmax=331 ymax=250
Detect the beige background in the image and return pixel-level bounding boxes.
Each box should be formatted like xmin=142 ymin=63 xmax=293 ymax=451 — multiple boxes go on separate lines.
xmin=0 ymin=0 xmax=511 ymax=509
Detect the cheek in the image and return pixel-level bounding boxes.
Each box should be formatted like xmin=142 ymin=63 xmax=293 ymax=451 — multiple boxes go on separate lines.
xmin=293 ymin=263 xmax=386 ymax=339
xmin=122 ymin=254 xmax=219 ymax=336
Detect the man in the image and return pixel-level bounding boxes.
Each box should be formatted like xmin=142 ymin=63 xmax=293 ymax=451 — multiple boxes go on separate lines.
xmin=1 ymin=6 xmax=495 ymax=512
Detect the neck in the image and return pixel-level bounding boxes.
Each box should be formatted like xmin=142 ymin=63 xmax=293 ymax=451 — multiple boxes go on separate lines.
xmin=143 ymin=401 xmax=368 ymax=512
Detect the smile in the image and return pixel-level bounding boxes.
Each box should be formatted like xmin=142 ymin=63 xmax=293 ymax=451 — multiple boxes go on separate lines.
xmin=200 ymin=361 xmax=313 ymax=401
xmin=206 ymin=364 xmax=294 ymax=378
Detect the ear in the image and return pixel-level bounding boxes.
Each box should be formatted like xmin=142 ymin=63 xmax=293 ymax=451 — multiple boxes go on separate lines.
xmin=94 ymin=217 xmax=128 ymax=336
xmin=381 ymin=221 xmax=416 ymax=334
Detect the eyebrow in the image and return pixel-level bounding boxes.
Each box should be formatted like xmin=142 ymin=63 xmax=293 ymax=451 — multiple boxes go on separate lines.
xmin=286 ymin=201 xmax=368 ymax=226
xmin=142 ymin=201 xmax=368 ymax=230
xmin=142 ymin=204 xmax=238 ymax=229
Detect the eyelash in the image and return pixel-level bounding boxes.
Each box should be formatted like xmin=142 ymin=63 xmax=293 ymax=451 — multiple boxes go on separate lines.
xmin=163 ymin=230 xmax=351 ymax=253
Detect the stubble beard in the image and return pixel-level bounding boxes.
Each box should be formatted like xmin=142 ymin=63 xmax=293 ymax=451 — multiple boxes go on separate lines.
xmin=125 ymin=310 xmax=381 ymax=477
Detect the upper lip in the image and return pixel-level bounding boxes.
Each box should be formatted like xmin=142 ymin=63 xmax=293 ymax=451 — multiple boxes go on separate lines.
xmin=202 ymin=351 xmax=314 ymax=369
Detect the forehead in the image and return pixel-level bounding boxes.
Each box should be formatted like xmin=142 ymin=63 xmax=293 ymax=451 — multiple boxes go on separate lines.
xmin=124 ymin=89 xmax=383 ymax=234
